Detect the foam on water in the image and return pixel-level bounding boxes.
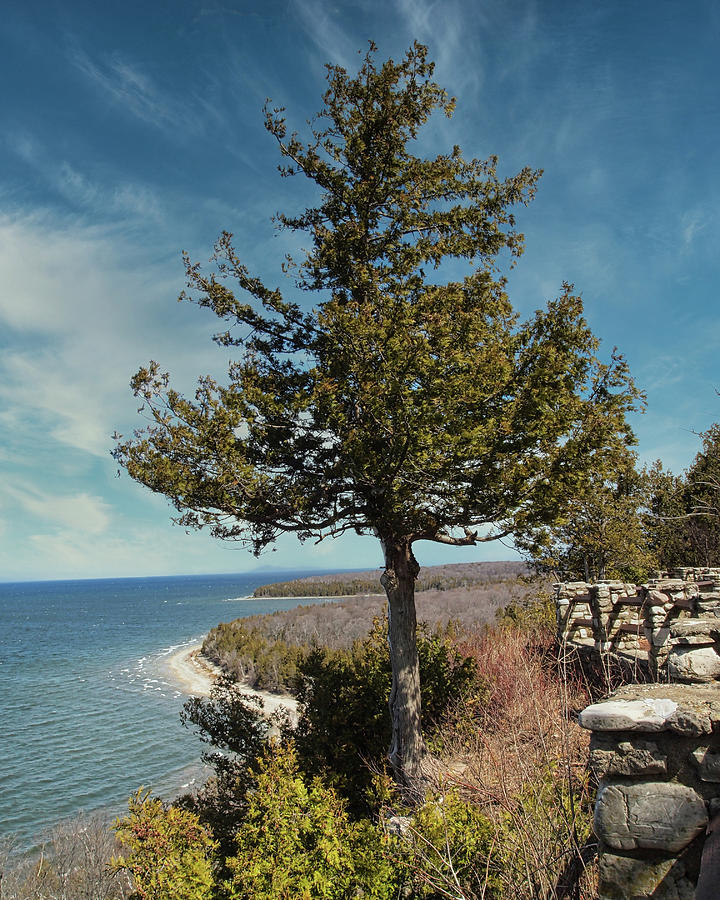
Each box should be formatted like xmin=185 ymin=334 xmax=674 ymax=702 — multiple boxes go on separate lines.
xmin=0 ymin=571 xmax=327 ymax=851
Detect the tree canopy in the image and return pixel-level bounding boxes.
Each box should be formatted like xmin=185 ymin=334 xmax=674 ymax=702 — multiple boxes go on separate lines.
xmin=114 ymin=42 xmax=641 ymax=790
xmin=517 ymin=449 xmax=656 ymax=583
xmin=645 ymin=423 xmax=720 ymax=570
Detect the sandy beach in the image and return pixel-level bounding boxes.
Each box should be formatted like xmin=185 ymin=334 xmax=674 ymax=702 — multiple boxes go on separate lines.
xmin=167 ymin=643 xmax=298 ymax=722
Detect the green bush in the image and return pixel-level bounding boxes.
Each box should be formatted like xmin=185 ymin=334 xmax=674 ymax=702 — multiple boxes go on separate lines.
xmin=292 ymin=615 xmax=483 ymax=808
xmin=179 ymin=676 xmax=269 ymax=861
xmin=224 ymin=743 xmax=400 ymax=900
xmin=402 ymin=791 xmax=500 ymax=898
xmin=112 ymin=790 xmax=217 ymax=900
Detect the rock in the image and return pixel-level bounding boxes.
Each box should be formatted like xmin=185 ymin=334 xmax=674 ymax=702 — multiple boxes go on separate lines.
xmin=594 ymin=780 xmax=707 ymax=853
xmin=652 ymin=627 xmax=671 ymax=646
xmin=590 ymin=739 xmax=667 ymax=778
xmin=692 ymin=747 xmax=720 ymax=782
xmin=579 ymin=698 xmax=678 ymax=732
xmin=385 ymin=815 xmax=412 ymax=837
xmin=671 ymin=634 xmax=717 ymax=645
xmin=598 ymin=853 xmax=695 ymax=900
xmin=670 ymin=619 xmax=717 ymax=638
xmin=604 ymin=684 xmax=720 ymax=734
xmin=669 ymin=619 xmax=719 ymax=645
xmin=667 ymin=706 xmax=714 ymax=735
xmin=667 ymin=645 xmax=720 ymax=682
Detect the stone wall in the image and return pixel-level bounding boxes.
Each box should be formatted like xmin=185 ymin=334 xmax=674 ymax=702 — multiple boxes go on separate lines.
xmin=555 ymin=568 xmax=720 ymax=683
xmin=579 ymin=684 xmax=720 ymax=899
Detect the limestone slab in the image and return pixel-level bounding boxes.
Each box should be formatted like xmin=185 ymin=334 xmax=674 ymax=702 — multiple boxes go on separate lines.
xmin=579 ymin=698 xmax=678 ymax=732
xmin=590 ymin=739 xmax=667 ymax=778
xmin=667 ymin=645 xmax=720 ymax=682
xmin=595 ymin=780 xmax=707 ymax=853
xmin=598 ymin=854 xmax=694 ymax=900
xmin=691 ymin=747 xmax=720 ymax=782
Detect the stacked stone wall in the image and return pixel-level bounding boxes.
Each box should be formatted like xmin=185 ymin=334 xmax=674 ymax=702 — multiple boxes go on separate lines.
xmin=555 ymin=568 xmax=720 ymax=684
xmin=579 ymin=684 xmax=720 ymax=899
xmin=568 ymin=567 xmax=720 ymax=896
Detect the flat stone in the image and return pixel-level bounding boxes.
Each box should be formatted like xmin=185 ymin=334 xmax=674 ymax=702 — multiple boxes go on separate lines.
xmin=652 ymin=627 xmax=671 ymax=646
xmin=692 ymin=747 xmax=720 ymax=782
xmin=595 ymin=780 xmax=707 ymax=853
xmin=667 ymin=645 xmax=720 ymax=682
xmin=579 ymin=698 xmax=678 ymax=732
xmin=671 ymin=634 xmax=717 ymax=645
xmin=590 ymin=739 xmax=667 ymax=778
xmin=670 ymin=619 xmax=718 ymax=638
xmin=668 ymin=707 xmax=714 ymax=735
xmin=598 ymin=853 xmax=694 ymax=900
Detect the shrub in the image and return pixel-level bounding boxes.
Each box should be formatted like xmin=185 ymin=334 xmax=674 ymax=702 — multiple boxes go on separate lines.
xmin=292 ymin=615 xmax=483 ymax=807
xmin=224 ymin=743 xmax=400 ymax=900
xmin=404 ymin=792 xmax=500 ymax=899
xmin=112 ymin=790 xmax=217 ymax=900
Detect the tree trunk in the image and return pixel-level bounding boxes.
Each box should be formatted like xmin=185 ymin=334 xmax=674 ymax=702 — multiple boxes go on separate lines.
xmin=380 ymin=536 xmax=431 ymax=797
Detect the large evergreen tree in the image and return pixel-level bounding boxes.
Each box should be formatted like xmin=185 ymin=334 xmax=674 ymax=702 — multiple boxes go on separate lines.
xmin=114 ymin=43 xmax=641 ymax=791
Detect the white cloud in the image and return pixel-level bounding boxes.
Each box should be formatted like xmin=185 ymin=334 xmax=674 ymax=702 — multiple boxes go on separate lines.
xmin=680 ymin=207 xmax=711 ymax=249
xmin=5 ymin=135 xmax=165 ymax=225
xmin=0 ymin=209 xmax=225 ymax=472
xmin=4 ymin=482 xmax=111 ymax=536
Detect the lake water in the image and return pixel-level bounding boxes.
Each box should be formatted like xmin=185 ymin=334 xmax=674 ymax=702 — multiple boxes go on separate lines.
xmin=0 ymin=571 xmax=328 ymax=851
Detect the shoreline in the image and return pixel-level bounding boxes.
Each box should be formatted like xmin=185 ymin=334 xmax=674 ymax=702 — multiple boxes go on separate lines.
xmin=167 ymin=643 xmax=298 ymax=721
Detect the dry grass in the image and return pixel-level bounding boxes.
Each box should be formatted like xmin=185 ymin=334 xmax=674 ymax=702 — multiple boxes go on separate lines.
xmin=431 ymin=625 xmax=598 ymax=900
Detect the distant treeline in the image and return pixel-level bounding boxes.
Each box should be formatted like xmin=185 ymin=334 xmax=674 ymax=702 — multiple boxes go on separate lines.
xmin=252 ymin=560 xmax=529 ymax=597
xmin=204 ymin=562 xmax=542 ymax=692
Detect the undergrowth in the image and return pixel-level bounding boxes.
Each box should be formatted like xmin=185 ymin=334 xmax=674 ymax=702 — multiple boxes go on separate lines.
xmin=1 ymin=590 xmax=600 ymax=899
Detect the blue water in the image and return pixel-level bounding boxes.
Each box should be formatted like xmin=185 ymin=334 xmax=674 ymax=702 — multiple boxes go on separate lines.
xmin=0 ymin=571 xmax=329 ymax=851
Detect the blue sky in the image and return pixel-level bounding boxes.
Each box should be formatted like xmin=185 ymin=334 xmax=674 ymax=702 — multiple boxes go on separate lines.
xmin=1 ymin=0 xmax=719 ymax=581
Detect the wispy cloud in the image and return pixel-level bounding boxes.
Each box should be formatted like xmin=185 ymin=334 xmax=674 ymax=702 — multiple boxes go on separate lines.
xmin=3 ymin=481 xmax=111 ymax=535
xmin=68 ymin=45 xmax=192 ymax=132
xmin=680 ymin=206 xmax=711 ymax=249
xmin=6 ymin=133 xmax=165 ymax=224
xmin=291 ymin=0 xmax=358 ymax=70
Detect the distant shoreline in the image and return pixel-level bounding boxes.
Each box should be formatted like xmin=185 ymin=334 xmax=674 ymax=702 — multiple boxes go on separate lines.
xmin=167 ymin=643 xmax=298 ymax=721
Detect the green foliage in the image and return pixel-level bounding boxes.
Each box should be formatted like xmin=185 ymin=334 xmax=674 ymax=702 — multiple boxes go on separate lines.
xmin=518 ymin=452 xmax=656 ymax=582
xmin=402 ymin=792 xmax=500 ymax=898
xmin=491 ymin=763 xmax=593 ymax=898
xmin=496 ymin=586 xmax=556 ymax=633
xmin=678 ymin=423 xmax=720 ymax=566
xmin=292 ymin=615 xmax=482 ymax=806
xmin=179 ymin=676 xmax=269 ymax=861
xmin=202 ymin=622 xmax=305 ymax=691
xmin=112 ymin=790 xmax=217 ymax=900
xmin=224 ymin=743 xmax=399 ymax=900
xmin=114 ymin=40 xmax=641 ymax=783
xmin=644 ymin=424 xmax=720 ymax=570
xmin=642 ymin=460 xmax=689 ymax=570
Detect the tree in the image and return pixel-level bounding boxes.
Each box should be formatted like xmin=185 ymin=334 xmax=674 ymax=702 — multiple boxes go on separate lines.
xmin=114 ymin=42 xmax=641 ymax=792
xmin=682 ymin=423 xmax=720 ymax=565
xmin=643 ymin=424 xmax=720 ymax=571
xmin=518 ymin=451 xmax=656 ymax=582
xmin=642 ymin=459 xmax=689 ymax=571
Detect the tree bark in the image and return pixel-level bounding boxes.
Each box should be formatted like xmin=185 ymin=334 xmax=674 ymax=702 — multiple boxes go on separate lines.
xmin=380 ymin=535 xmax=431 ymax=797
